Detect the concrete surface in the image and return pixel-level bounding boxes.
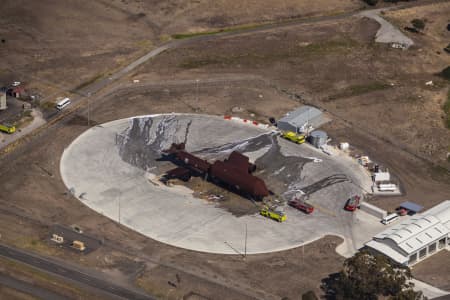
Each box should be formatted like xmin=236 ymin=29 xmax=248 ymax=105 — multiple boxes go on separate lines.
xmin=360 ymin=9 xmax=414 ymax=48
xmin=61 ymin=114 xmax=384 ymax=255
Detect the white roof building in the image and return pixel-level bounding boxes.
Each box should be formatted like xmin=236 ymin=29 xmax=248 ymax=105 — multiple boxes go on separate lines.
xmin=277 ymin=106 xmax=330 ymax=134
xmin=366 ymin=200 xmax=450 ymax=266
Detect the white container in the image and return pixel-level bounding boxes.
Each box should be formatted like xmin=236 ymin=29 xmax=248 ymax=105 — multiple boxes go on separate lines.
xmin=378 ymin=183 xmax=397 ymax=192
xmin=339 ymin=142 xmax=349 ymax=150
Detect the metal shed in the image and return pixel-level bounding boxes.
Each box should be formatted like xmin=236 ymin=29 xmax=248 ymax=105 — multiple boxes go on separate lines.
xmin=277 ymin=106 xmax=328 ymax=134
xmin=399 ymin=201 xmax=423 ymax=214
xmin=309 ymin=130 xmax=328 ymax=148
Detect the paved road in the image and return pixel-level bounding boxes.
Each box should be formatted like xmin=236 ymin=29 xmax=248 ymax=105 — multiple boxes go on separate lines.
xmin=0 ymin=273 xmax=67 ymax=300
xmin=0 ymin=244 xmax=154 ymax=300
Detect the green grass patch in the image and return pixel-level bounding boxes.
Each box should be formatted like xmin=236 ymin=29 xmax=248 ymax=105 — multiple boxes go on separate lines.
xmin=179 ymin=38 xmax=359 ymax=69
xmin=172 ymin=23 xmax=268 ymax=40
xmin=327 ymin=82 xmax=391 ymax=101
xmin=71 ymin=73 xmax=104 ymax=92
xmin=444 ymin=89 xmax=450 ymax=129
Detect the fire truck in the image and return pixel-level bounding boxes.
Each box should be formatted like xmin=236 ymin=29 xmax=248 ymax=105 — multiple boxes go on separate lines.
xmin=282 ymin=131 xmax=306 ymax=144
xmin=260 ymin=207 xmax=286 ymax=222
xmin=344 ymin=195 xmax=361 ymax=211
xmin=288 ymin=198 xmax=314 ymax=214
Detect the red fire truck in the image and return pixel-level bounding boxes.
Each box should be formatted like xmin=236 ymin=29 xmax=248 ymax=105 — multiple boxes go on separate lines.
xmin=288 ymin=198 xmax=314 ymax=214
xmin=344 ymin=195 xmax=361 ymax=211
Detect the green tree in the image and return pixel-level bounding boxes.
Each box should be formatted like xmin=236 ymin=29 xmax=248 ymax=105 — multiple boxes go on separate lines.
xmin=411 ymin=19 xmax=426 ymax=30
xmin=440 ymin=66 xmax=450 ymax=80
xmin=322 ymin=250 xmax=424 ymax=300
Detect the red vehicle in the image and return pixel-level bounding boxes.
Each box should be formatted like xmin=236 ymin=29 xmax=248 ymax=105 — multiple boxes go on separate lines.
xmin=288 ymin=199 xmax=314 ymax=214
xmin=396 ymin=208 xmax=408 ymax=216
xmin=345 ymin=195 xmax=361 ymax=211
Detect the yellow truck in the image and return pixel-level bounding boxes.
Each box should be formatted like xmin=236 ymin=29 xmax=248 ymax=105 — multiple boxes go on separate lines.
xmin=282 ymin=131 xmax=305 ymax=144
xmin=260 ymin=207 xmax=286 ymax=222
xmin=0 ymin=124 xmax=16 ymax=134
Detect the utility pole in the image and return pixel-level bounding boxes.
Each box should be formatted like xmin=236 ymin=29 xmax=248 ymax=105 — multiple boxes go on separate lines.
xmin=244 ymin=223 xmax=247 ymax=259
xmin=87 ymin=92 xmax=91 ymax=127
xmin=195 ymin=79 xmax=199 ymax=112
xmin=118 ymin=196 xmax=121 ymax=225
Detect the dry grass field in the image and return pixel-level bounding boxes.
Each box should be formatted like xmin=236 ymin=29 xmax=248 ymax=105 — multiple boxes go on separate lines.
xmin=0 ymin=1 xmax=449 ymax=299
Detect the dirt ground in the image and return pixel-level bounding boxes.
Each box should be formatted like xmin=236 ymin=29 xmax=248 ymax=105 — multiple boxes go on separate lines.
xmin=412 ymin=250 xmax=450 ymax=291
xmin=0 ymin=79 xmax=347 ymax=298
xmin=0 ymin=1 xmax=449 ymax=299
xmin=0 ymin=0 xmax=361 ymax=101
xmin=134 ymin=8 xmax=450 ymax=167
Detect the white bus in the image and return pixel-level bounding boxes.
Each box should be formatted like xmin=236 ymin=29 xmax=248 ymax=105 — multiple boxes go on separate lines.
xmin=56 ymin=97 xmax=71 ymax=110
xmin=381 ymin=213 xmax=399 ymax=225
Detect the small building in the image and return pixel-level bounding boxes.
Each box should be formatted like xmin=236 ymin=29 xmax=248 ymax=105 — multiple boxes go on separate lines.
xmin=365 ymin=200 xmax=450 ymax=266
xmin=399 ymin=201 xmax=423 ymax=215
xmin=373 ymin=172 xmax=390 ymax=182
xmin=309 ymin=130 xmax=328 ymax=148
xmin=0 ymin=92 xmax=6 ymax=110
xmin=308 ymin=130 xmax=328 ymax=148
xmin=277 ymin=106 xmax=328 ymax=134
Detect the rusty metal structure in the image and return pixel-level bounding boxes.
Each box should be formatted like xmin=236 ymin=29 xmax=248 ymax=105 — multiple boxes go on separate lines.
xmin=162 ymin=143 xmax=269 ymax=200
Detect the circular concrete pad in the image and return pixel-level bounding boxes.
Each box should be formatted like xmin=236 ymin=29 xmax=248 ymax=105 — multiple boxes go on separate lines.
xmin=61 ymin=114 xmax=377 ymax=255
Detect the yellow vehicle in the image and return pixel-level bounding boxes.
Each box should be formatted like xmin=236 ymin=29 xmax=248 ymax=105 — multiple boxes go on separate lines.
xmin=282 ymin=131 xmax=305 ymax=144
xmin=71 ymin=240 xmax=86 ymax=251
xmin=0 ymin=124 xmax=16 ymax=134
xmin=260 ymin=208 xmax=287 ymax=222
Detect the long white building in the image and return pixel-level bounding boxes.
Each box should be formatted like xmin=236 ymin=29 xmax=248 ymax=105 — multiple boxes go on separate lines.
xmin=366 ymin=200 xmax=450 ymax=266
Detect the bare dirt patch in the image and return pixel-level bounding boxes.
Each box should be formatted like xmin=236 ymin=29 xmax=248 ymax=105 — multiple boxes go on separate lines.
xmin=412 ymin=250 xmax=450 ymax=291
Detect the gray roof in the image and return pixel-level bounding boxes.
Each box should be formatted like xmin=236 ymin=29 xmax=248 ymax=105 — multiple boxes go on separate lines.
xmin=279 ymin=106 xmax=322 ymax=127
xmin=400 ymin=201 xmax=423 ymax=213
xmin=366 ymin=200 xmax=450 ymax=263
xmin=310 ymin=130 xmax=327 ymax=138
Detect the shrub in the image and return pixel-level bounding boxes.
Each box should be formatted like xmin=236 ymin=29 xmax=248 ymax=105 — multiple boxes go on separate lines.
xmin=302 ymin=291 xmax=318 ymax=300
xmin=364 ymin=0 xmax=379 ymax=5
xmin=440 ymin=66 xmax=450 ymax=81
xmin=411 ymin=19 xmax=426 ymax=30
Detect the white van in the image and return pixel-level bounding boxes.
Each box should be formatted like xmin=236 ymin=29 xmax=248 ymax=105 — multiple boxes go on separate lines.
xmin=56 ymin=97 xmax=71 ymax=110
xmin=381 ymin=213 xmax=399 ymax=225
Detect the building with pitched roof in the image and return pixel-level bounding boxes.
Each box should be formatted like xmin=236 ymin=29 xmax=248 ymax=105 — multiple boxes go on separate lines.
xmin=277 ymin=106 xmax=329 ymax=134
xmin=365 ymin=200 xmax=450 ymax=266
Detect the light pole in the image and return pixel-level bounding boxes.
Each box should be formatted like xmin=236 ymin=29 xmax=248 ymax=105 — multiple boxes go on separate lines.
xmin=195 ymin=79 xmax=199 ymax=111
xmin=87 ymin=92 xmax=91 ymax=127
xmin=118 ymin=194 xmax=121 ymax=225
xmin=244 ymin=223 xmax=247 ymax=259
